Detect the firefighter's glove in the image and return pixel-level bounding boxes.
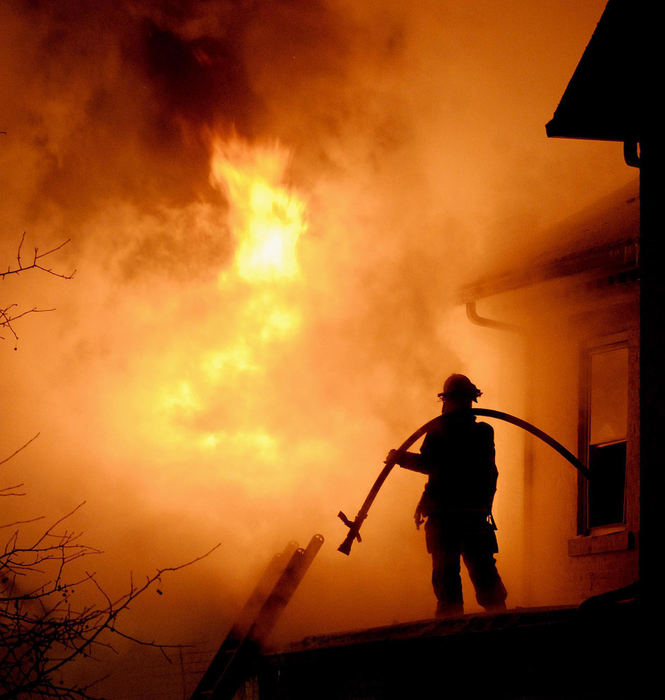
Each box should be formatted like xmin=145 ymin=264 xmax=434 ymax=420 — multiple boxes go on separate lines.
xmin=385 ymin=449 xmax=401 ymax=465
xmin=414 ymin=505 xmax=425 ymax=530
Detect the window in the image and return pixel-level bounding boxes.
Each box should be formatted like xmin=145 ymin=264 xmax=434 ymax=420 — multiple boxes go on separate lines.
xmin=581 ymin=343 xmax=629 ymax=532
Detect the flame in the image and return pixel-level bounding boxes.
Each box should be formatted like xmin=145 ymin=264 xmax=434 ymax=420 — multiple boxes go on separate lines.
xmin=210 ymin=138 xmax=307 ymax=283
xmin=118 ymin=136 xmax=310 ymax=491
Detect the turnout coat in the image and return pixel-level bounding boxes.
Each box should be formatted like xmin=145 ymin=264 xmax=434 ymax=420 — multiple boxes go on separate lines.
xmin=417 ymin=411 xmax=499 ymax=554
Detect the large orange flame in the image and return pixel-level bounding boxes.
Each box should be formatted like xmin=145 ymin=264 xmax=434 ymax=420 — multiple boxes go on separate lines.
xmin=210 ymin=138 xmax=307 ymax=283
xmin=121 ymin=137 xmax=312 ymax=491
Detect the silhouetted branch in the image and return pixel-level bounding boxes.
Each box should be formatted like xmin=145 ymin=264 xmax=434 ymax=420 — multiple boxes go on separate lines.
xmin=1 ymin=306 xmax=56 ymax=341
xmin=0 ymin=483 xmax=26 ymax=497
xmin=1 ymin=437 xmax=221 ymax=699
xmin=2 ymin=233 xmax=76 ymax=281
xmin=1 ymin=234 xmax=75 ymax=345
xmin=1 ymin=433 xmax=40 ymax=467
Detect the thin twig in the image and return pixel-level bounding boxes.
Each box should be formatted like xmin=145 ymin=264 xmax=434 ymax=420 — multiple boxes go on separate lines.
xmin=0 ymin=433 xmax=40 ymax=467
xmin=3 ymin=233 xmax=75 ymax=281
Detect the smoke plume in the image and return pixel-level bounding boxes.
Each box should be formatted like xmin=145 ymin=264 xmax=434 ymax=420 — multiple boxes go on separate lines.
xmin=1 ymin=1 xmax=634 ymax=696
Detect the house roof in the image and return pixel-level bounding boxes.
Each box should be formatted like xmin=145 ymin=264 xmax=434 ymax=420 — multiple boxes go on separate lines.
xmin=281 ymin=605 xmax=578 ymax=653
xmin=545 ymin=0 xmax=642 ymax=142
xmin=262 ymin=601 xmax=640 ymax=699
xmin=459 ymin=178 xmax=639 ymax=303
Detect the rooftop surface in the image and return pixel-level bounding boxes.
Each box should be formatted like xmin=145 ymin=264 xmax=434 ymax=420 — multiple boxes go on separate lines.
xmin=258 ymin=600 xmax=644 ymax=699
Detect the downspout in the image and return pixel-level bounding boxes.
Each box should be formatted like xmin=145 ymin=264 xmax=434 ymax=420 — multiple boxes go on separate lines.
xmin=465 ymin=299 xmax=533 ymax=604
xmin=465 ymin=299 xmax=523 ymax=332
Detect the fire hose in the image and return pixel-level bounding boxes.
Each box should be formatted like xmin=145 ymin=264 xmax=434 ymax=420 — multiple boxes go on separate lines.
xmin=337 ymin=408 xmax=589 ymax=556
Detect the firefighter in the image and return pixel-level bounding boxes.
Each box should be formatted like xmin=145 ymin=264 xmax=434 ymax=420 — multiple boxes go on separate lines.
xmin=387 ymin=374 xmax=507 ymax=618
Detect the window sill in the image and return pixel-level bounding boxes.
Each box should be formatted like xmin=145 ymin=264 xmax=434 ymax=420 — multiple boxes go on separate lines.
xmin=568 ymin=529 xmax=634 ymax=556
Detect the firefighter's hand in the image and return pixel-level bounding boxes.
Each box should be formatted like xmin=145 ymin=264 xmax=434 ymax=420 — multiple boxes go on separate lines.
xmin=414 ymin=506 xmax=425 ymax=530
xmin=385 ymin=449 xmax=401 ymax=465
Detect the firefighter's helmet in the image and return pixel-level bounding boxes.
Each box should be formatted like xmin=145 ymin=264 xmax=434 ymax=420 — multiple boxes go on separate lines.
xmin=438 ymin=374 xmax=482 ymax=402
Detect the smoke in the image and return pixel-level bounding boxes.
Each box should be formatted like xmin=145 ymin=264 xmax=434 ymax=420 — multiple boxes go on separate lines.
xmin=1 ymin=1 xmax=635 ymax=697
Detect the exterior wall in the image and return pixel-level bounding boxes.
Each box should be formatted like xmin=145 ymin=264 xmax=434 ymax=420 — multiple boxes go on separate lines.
xmin=456 ymin=181 xmax=641 ymax=611
xmin=480 ymin=272 xmax=640 ymax=607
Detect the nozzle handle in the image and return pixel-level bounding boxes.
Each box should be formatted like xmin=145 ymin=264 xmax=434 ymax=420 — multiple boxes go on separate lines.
xmin=337 ymin=511 xmax=363 ymax=555
xmin=335 ymin=417 xmax=443 ymax=557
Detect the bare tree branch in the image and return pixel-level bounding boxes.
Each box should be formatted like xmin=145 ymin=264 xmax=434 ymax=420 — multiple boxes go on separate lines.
xmin=2 ymin=233 xmax=76 ymax=281
xmin=1 ymin=437 xmax=220 ymax=699
xmin=1 ymin=234 xmax=75 ymax=346
xmin=1 ymin=433 xmax=40 ymax=468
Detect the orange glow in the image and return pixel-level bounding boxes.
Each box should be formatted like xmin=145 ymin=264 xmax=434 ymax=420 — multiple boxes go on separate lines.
xmin=1 ymin=2 xmax=637 ymax=696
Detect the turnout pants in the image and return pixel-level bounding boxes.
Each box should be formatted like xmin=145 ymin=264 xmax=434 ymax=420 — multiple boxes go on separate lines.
xmin=425 ymin=512 xmax=507 ymax=618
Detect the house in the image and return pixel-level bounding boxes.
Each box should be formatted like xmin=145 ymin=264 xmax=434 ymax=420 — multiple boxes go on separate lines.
xmin=459 ymin=179 xmax=640 ymax=608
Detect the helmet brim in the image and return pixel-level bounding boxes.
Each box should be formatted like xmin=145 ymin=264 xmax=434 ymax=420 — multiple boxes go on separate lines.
xmin=437 ymin=391 xmax=482 ymax=402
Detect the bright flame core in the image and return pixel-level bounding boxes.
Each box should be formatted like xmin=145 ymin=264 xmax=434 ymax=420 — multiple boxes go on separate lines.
xmin=210 ymin=139 xmax=307 ymax=282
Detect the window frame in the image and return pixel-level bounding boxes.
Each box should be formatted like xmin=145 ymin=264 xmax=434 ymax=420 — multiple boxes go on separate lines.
xmin=577 ymin=332 xmax=632 ymax=537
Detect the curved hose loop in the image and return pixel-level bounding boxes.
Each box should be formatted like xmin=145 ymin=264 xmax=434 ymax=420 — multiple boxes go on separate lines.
xmin=337 ymin=408 xmax=588 ymax=555
xmin=472 ymin=408 xmax=589 ymax=479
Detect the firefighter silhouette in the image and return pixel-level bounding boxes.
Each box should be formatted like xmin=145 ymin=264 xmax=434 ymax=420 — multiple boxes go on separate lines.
xmin=388 ymin=374 xmax=507 ymax=618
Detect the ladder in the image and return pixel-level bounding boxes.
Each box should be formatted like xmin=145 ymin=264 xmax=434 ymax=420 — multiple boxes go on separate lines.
xmin=190 ymin=534 xmax=324 ymax=699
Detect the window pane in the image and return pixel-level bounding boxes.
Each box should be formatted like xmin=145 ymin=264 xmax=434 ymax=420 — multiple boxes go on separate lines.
xmin=588 ymin=442 xmax=626 ymax=527
xmin=589 ymin=347 xmax=628 ymax=445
